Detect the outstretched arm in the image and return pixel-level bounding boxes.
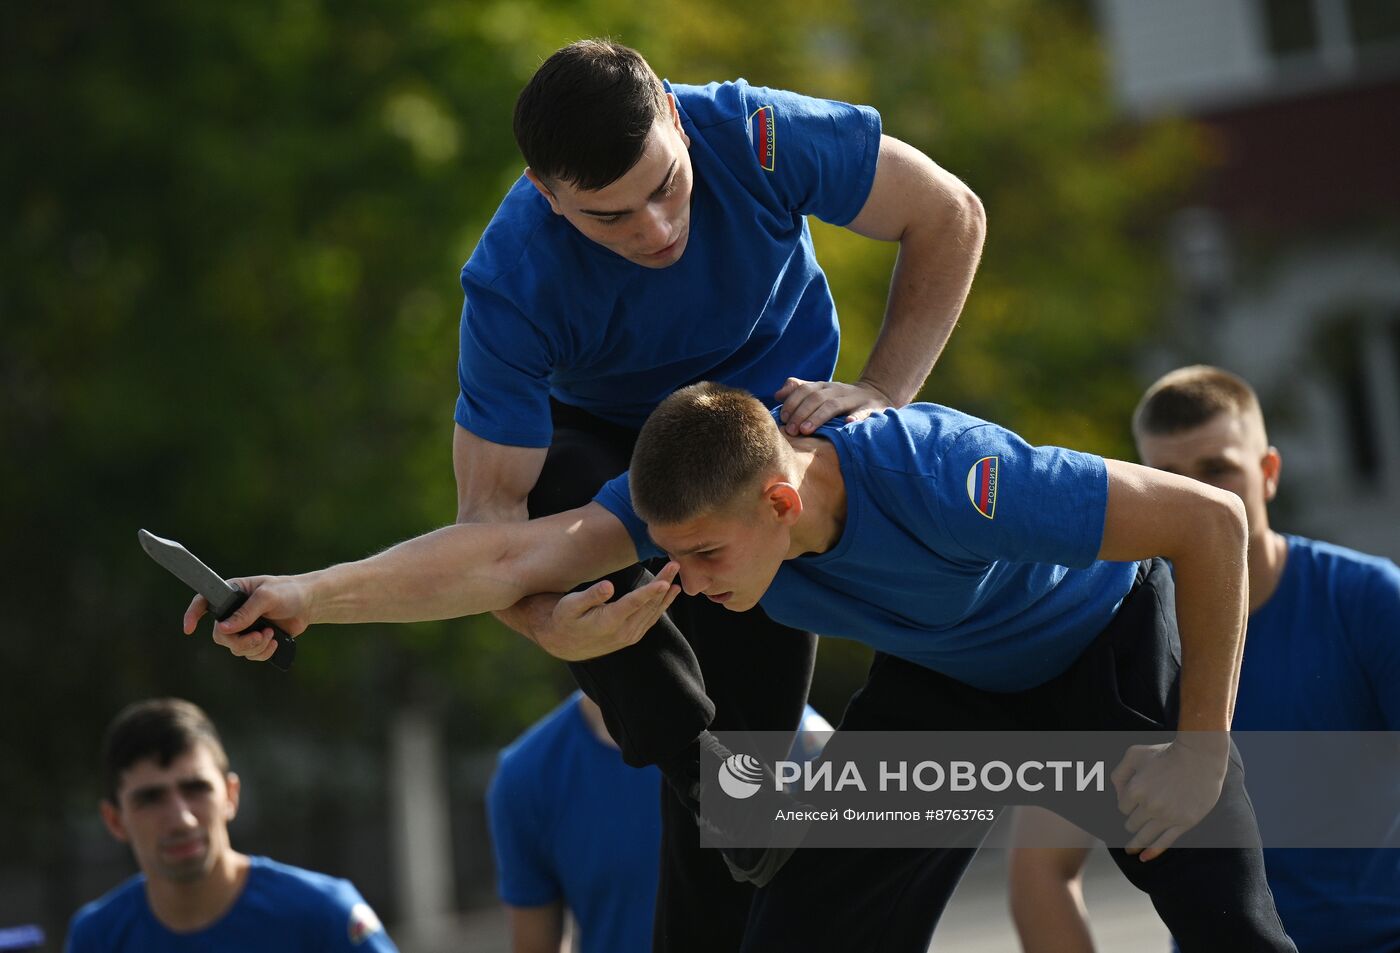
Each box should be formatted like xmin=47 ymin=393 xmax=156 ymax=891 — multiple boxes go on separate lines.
xmin=777 ymin=135 xmax=985 ymax=434
xmin=182 ymin=502 xmax=679 ymax=660
xmin=1098 ymin=459 xmax=1248 ymax=860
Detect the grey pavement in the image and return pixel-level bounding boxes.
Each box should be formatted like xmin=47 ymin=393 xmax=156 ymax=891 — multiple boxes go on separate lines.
xmin=405 ymin=843 xmax=1169 ymax=952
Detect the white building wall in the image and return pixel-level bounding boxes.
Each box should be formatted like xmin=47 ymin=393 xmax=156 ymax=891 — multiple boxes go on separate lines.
xmin=1097 ymin=0 xmax=1271 ymax=113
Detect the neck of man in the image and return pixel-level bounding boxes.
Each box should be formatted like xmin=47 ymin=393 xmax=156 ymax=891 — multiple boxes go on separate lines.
xmin=1247 ymin=524 xmax=1289 ymax=614
xmin=146 ymin=849 xmax=250 ymax=934
xmin=784 ymin=436 xmax=848 ymax=557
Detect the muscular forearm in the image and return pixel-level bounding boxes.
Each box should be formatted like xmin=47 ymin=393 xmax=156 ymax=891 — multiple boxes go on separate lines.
xmin=1172 ymin=497 xmax=1249 ymax=734
xmin=857 ymin=187 xmax=985 ymax=404
xmin=302 ymin=523 xmax=558 ymax=625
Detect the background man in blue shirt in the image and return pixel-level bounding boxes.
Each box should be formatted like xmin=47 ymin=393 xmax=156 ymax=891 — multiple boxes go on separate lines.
xmin=194 ymin=381 xmax=1294 ymax=950
xmin=66 ymin=698 xmax=396 ymax=953
xmin=447 ymin=38 xmax=984 ymax=949
xmin=486 ymin=694 xmax=831 ymax=953
xmin=1008 ymin=365 xmax=1400 ymax=953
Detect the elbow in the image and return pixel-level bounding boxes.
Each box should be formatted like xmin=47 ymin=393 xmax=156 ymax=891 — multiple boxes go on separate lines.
xmin=1184 ymin=487 xmax=1248 ymax=569
xmin=1208 ymin=488 xmax=1248 ymax=550
xmin=931 ymin=169 xmax=985 ymax=251
xmin=913 ymin=159 xmax=985 ymax=251
xmin=958 ymin=184 xmax=987 ymax=246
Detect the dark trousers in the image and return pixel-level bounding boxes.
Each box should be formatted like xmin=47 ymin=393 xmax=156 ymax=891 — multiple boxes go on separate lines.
xmin=742 ymin=559 xmax=1296 ymax=952
xmin=526 ymin=400 xmax=817 ymax=953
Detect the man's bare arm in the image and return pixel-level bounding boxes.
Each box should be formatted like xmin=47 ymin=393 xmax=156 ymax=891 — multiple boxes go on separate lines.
xmin=1097 ymin=459 xmax=1249 ymax=860
xmin=453 ymin=424 xmax=544 ymax=525
xmin=505 ymin=903 xmax=567 ymax=953
xmin=1099 ymin=459 xmax=1248 ymax=735
xmin=453 ymin=423 xmax=614 ymax=644
xmin=777 ymin=135 xmax=986 ymax=434
xmin=181 ymin=503 xmax=678 ymax=660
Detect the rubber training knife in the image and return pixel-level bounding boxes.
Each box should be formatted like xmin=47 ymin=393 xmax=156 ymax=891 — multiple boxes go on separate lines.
xmin=137 ymin=529 xmax=297 ymax=671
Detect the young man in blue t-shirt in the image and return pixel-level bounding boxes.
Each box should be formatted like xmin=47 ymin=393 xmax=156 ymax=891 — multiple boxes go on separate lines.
xmin=65 ymin=699 xmax=396 ymax=953
xmin=486 ymin=694 xmax=832 ymax=953
xmin=1008 ymin=365 xmax=1399 ymax=953
xmin=193 ymin=381 xmax=1296 ymax=950
xmin=447 ymin=38 xmax=984 ymax=949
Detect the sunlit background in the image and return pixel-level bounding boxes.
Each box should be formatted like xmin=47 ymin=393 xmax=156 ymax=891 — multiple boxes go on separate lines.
xmin=4 ymin=0 xmax=1397 ymax=948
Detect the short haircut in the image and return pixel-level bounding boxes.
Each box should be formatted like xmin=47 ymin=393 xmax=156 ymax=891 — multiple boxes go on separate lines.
xmin=513 ymin=39 xmax=668 ymax=191
xmin=631 ymin=383 xmax=787 ymax=525
xmin=101 ymin=698 xmax=230 ymax=804
xmin=1133 ymin=365 xmax=1267 ymax=441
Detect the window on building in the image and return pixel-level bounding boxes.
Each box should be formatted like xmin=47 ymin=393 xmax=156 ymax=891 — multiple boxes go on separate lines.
xmin=1314 ymin=308 xmax=1400 ymax=489
xmin=1258 ymin=0 xmax=1400 ymax=72
xmin=1347 ymin=0 xmax=1400 ymax=50
xmin=1263 ymin=0 xmax=1321 ymax=56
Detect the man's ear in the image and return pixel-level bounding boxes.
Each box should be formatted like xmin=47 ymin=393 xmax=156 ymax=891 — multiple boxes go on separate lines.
xmin=224 ymin=772 xmax=241 ymax=822
xmin=767 ymin=483 xmax=803 ymax=524
xmin=1261 ymin=447 xmax=1282 ymax=503
xmin=666 ymin=93 xmax=690 ymax=148
xmin=524 ymin=168 xmax=564 ymax=215
xmin=100 ymin=799 xmax=129 ymax=844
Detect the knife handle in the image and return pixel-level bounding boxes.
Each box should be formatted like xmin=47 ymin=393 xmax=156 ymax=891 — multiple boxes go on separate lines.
xmin=218 ymin=589 xmax=298 ymax=671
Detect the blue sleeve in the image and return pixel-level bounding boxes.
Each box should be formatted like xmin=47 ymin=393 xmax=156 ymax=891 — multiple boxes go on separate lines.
xmin=930 ymin=424 xmax=1109 ymax=569
xmin=454 ymin=281 xmax=556 ymax=448
xmin=64 ymin=915 xmax=95 ymax=953
xmin=592 ymin=473 xmax=665 ymax=561
xmin=486 ymin=754 xmax=562 ymax=908
xmin=294 ymin=878 xmax=397 ymax=951
xmin=742 ymin=84 xmax=882 ymax=226
xmin=1345 ymin=558 xmax=1400 ymax=729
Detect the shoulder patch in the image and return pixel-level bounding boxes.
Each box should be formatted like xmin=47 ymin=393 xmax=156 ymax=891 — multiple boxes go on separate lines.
xmin=347 ymin=902 xmax=384 ymax=945
xmin=749 ymin=104 xmax=776 ymax=172
xmin=966 ymin=456 xmax=999 ymax=520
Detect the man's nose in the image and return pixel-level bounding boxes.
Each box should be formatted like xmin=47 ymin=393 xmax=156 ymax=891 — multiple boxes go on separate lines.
xmin=680 ymin=567 xmax=707 ymax=597
xmin=167 ymin=795 xmax=198 ymax=828
xmin=636 ymin=204 xmax=670 ymax=247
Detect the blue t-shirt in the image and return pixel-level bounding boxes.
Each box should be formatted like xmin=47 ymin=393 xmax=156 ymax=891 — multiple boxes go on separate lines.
xmin=65 ymin=856 xmax=396 ymax=953
xmin=455 ymin=80 xmax=882 ymax=446
xmin=486 ymin=695 xmax=832 ymax=953
xmin=596 ymin=405 xmax=1138 ymax=692
xmin=487 ymin=694 xmax=663 ymax=953
xmin=1233 ymin=535 xmax=1400 ymax=953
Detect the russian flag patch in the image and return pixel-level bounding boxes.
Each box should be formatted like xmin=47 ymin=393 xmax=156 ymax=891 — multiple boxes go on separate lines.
xmin=966 ymin=456 xmax=999 ymax=520
xmin=749 ymin=104 xmax=776 ymax=172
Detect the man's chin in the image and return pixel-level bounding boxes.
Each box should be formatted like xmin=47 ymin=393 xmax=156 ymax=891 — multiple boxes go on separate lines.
xmin=160 ymin=868 xmax=207 ymax=884
xmin=632 ymin=230 xmax=689 ymax=268
xmin=157 ymin=852 xmax=212 ymax=883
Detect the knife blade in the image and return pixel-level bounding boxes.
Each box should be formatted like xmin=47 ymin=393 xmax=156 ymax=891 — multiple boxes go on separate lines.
xmin=137 ymin=529 xmax=297 ymax=671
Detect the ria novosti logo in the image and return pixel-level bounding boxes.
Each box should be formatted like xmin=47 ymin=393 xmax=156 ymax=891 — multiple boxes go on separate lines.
xmin=717 ymin=753 xmax=765 ymax=799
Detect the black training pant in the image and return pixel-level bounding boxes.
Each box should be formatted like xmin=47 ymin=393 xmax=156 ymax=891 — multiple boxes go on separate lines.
xmin=525 ymin=400 xmax=817 ymax=953
xmin=742 ymin=559 xmax=1296 ymax=952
